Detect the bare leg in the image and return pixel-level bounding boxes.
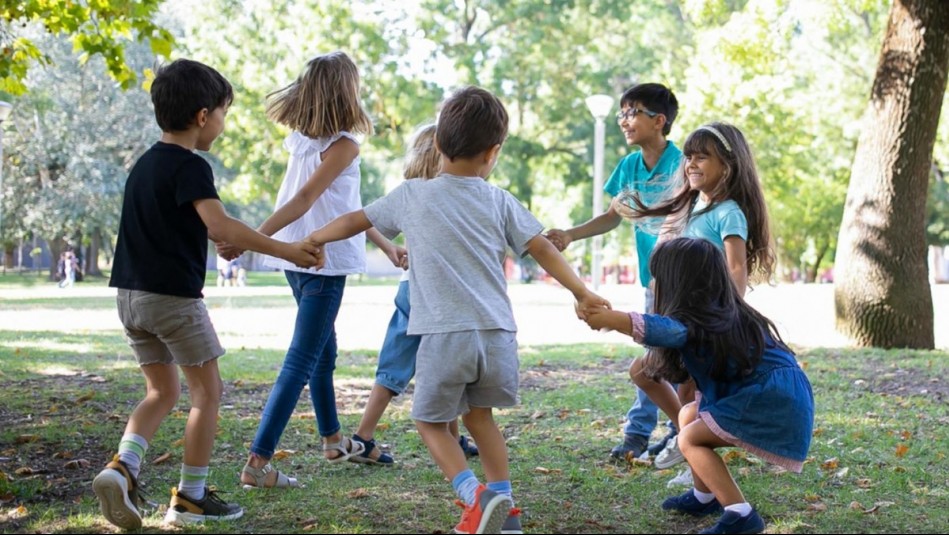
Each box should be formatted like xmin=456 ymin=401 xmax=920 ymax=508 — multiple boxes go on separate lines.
xmin=448 ymin=419 xmax=461 ymax=441
xmin=629 ymin=357 xmax=682 ymax=430
xmin=677 ymin=402 xmax=745 ymax=506
xmin=461 ymin=407 xmax=508 ymax=483
xmin=179 ymin=359 xmax=224 ymax=467
xmin=678 ymin=378 xmax=696 ymax=406
xmin=416 ymin=420 xmax=468 ymax=479
xmin=125 ymin=363 xmax=181 ymax=442
xmin=353 ymin=384 xmax=396 ymax=461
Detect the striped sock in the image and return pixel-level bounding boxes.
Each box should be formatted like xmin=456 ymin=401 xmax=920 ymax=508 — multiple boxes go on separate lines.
xmin=487 ymin=480 xmax=514 ymax=507
xmin=178 ymin=464 xmax=209 ymax=500
xmin=117 ymin=433 xmax=147 ymax=478
xmin=451 ymin=469 xmax=480 ymax=506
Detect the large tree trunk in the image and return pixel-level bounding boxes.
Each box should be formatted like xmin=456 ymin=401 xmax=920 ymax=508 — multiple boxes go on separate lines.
xmin=834 ymin=0 xmax=949 ymax=348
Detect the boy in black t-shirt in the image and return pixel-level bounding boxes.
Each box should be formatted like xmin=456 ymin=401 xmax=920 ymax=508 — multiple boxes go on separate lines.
xmin=94 ymin=59 xmax=321 ymax=530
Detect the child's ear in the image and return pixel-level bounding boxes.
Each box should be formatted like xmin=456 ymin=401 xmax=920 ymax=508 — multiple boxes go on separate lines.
xmin=194 ymin=108 xmax=209 ymax=128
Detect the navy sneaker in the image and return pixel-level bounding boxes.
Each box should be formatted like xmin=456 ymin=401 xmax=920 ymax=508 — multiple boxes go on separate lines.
xmin=698 ymin=509 xmax=765 ymax=534
xmin=609 ymin=434 xmax=649 ymax=461
xmin=459 ymin=435 xmax=479 ymax=458
xmin=661 ymin=490 xmax=724 ymax=517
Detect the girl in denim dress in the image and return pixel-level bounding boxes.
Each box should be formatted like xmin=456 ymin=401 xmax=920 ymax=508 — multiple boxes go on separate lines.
xmin=584 ymin=237 xmax=813 ymax=535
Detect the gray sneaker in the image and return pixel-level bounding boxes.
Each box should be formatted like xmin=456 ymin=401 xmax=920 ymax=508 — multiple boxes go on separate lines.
xmin=501 ymin=507 xmax=523 ymax=534
xmin=610 ymin=434 xmax=649 ymax=461
xmin=655 ymin=436 xmax=686 ymax=469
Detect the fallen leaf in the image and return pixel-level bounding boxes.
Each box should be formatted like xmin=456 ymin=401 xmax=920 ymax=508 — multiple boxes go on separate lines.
xmin=14 ymin=435 xmax=39 ymax=445
xmin=64 ymin=459 xmax=91 ymax=470
xmin=820 ymin=457 xmax=839 ymax=471
xmin=531 ymin=411 xmax=546 ymax=420
xmin=347 ymin=488 xmax=371 ymax=499
xmin=895 ymin=444 xmax=909 ymax=458
xmin=804 ymin=493 xmax=821 ymax=503
xmin=152 ymin=453 xmax=172 ymax=465
xmin=0 ymin=492 xmax=14 ymax=503
xmin=834 ymin=467 xmax=849 ymax=479
xmin=15 ymin=467 xmax=34 ymax=476
xmin=807 ymin=502 xmax=827 ymax=512
xmin=722 ymin=450 xmax=748 ymax=463
xmin=52 ymin=451 xmax=74 ymax=460
xmin=233 ymin=379 xmax=244 ymax=387
xmin=900 ymin=430 xmax=912 ymax=441
xmin=272 ymin=449 xmax=295 ymax=461
xmin=171 ymin=438 xmax=185 ymax=447
xmin=849 ymin=501 xmax=863 ymax=510
xmin=856 ymin=478 xmax=873 ymax=489
xmin=11 ymin=505 xmax=28 ymax=519
xmin=73 ymin=391 xmax=95 ymax=404
xmin=534 ymin=466 xmax=562 ymax=474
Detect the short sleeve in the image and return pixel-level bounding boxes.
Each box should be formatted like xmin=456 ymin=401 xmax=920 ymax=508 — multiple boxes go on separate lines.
xmin=603 ymin=157 xmax=629 ymax=197
xmin=364 ymin=182 xmax=409 ymax=240
xmin=174 ymin=156 xmax=219 ymax=207
xmin=719 ymin=205 xmax=748 ymax=241
xmin=501 ymin=191 xmax=545 ymax=256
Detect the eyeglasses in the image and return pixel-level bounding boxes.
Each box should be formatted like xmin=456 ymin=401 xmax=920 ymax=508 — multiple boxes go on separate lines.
xmin=615 ymin=107 xmax=659 ymax=124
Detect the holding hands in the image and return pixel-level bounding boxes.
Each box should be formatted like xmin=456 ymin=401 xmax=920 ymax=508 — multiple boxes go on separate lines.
xmin=574 ymin=290 xmax=612 ymax=320
xmin=545 ymin=229 xmax=572 ymax=252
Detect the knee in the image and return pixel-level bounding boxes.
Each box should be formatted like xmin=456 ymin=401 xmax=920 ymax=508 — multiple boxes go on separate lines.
xmin=678 ymin=402 xmax=697 ymax=429
xmin=146 ymin=382 xmax=181 ymax=410
xmin=629 ymin=359 xmax=649 ymax=387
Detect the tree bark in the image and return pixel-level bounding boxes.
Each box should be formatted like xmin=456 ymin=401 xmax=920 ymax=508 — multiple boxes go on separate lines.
xmin=86 ymin=227 xmax=103 ymax=277
xmin=834 ymin=0 xmax=949 ymax=348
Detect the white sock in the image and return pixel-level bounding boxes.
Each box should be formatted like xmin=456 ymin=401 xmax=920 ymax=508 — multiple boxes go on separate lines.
xmin=117 ymin=433 xmax=148 ymax=478
xmin=692 ymin=488 xmax=716 ymax=504
xmin=725 ymin=502 xmax=753 ymax=516
xmin=178 ymin=464 xmax=209 ymax=500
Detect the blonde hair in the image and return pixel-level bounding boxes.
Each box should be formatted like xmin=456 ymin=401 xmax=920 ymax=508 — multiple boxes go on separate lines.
xmin=266 ymin=51 xmax=373 ymax=138
xmin=403 ymin=124 xmax=440 ymax=180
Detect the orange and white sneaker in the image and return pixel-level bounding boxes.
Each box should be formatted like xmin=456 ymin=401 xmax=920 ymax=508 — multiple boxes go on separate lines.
xmin=92 ymin=455 xmax=143 ymax=530
xmin=453 ymin=485 xmax=512 ymax=534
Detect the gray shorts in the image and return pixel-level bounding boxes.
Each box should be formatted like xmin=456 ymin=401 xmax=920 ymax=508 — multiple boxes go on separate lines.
xmin=116 ymin=289 xmax=225 ymax=367
xmin=411 ymin=329 xmax=519 ymax=422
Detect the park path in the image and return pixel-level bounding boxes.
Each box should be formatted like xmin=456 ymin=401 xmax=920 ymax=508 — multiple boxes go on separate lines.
xmin=1 ymin=282 xmax=946 ymax=350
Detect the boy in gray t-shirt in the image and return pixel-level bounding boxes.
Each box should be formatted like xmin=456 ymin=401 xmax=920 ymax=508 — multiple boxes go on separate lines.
xmin=307 ymin=86 xmax=609 ymax=534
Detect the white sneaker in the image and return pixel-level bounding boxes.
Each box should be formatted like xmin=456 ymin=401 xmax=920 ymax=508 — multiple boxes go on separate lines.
xmin=654 ymin=436 xmax=686 ymax=469
xmin=666 ymin=466 xmax=693 ymax=488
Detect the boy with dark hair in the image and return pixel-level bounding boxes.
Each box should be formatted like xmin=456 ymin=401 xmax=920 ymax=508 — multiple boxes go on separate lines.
xmin=306 ymin=86 xmax=609 ymax=534
xmin=93 ymin=59 xmax=321 ymax=530
xmin=547 ymin=82 xmax=683 ymax=464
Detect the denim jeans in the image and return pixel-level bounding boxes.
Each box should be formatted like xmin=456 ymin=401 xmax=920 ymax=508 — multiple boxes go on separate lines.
xmin=375 ymin=281 xmax=419 ymax=395
xmin=250 ymin=271 xmax=347 ymax=458
xmin=624 ymin=286 xmax=659 ymax=439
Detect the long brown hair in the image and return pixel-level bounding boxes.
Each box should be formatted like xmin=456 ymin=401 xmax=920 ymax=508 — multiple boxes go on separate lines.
xmin=266 ymin=51 xmax=373 ymax=138
xmin=403 ymin=124 xmax=440 ymax=180
xmin=617 ymin=122 xmax=775 ymax=283
xmin=645 ymin=237 xmax=789 ymax=383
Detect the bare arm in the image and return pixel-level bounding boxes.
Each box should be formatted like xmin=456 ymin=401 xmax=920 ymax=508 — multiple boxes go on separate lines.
xmin=258 ymin=137 xmax=359 ymax=237
xmin=306 ymin=210 xmax=374 ymax=245
xmin=723 ymin=236 xmax=748 ymax=296
xmin=547 ymin=206 xmax=623 ymax=251
xmin=366 ymin=227 xmax=407 ymax=268
xmin=194 ymin=198 xmax=321 ymax=268
xmin=525 ymin=234 xmax=611 ymax=316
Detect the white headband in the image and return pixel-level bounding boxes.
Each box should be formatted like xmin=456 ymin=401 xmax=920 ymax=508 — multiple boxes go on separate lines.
xmin=697 ymin=125 xmax=732 ymax=153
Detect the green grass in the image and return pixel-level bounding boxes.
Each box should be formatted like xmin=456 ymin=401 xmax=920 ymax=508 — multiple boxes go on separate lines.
xmin=1 ymin=288 xmax=947 ymax=533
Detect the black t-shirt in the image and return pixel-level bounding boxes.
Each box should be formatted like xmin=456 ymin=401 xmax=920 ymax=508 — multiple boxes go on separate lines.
xmin=110 ymin=142 xmax=220 ymax=298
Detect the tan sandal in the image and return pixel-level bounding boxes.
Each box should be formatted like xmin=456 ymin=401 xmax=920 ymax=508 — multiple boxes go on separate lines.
xmin=241 ymin=462 xmax=300 ymax=489
xmin=322 ymin=436 xmax=365 ymax=465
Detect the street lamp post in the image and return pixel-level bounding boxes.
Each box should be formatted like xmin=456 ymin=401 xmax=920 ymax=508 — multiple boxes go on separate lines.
xmin=0 ymin=100 xmax=13 ymax=274
xmin=585 ymin=94 xmax=613 ymax=290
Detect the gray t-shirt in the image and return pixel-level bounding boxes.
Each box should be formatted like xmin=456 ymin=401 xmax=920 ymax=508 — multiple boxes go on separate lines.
xmin=364 ymin=174 xmax=545 ymax=335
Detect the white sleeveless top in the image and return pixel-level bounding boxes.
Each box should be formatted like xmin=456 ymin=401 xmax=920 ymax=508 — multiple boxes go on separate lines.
xmin=263 ymin=131 xmax=366 ymax=276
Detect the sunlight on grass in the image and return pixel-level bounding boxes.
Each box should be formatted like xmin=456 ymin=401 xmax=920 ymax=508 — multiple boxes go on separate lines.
xmin=2 ymin=339 xmax=101 ymax=354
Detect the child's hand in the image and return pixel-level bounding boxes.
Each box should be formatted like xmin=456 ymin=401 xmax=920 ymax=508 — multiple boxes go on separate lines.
xmin=545 ymin=229 xmax=571 ymax=252
xmin=583 ymin=307 xmax=619 ymax=331
xmin=385 ymin=245 xmax=408 ymax=270
xmin=215 ymin=242 xmax=243 ymax=261
xmin=574 ymin=290 xmax=611 ymax=320
xmin=287 ymin=241 xmax=323 ymax=269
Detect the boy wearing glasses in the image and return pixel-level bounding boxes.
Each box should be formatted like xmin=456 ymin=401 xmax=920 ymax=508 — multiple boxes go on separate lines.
xmin=547 ymin=82 xmax=681 ymax=463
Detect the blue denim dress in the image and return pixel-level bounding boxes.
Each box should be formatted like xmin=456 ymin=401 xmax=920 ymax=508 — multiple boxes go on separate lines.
xmin=641 ymin=313 xmax=814 ymax=472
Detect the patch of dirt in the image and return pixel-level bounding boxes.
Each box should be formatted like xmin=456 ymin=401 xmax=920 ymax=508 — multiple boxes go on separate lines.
xmin=865 ymin=364 xmax=947 ymax=402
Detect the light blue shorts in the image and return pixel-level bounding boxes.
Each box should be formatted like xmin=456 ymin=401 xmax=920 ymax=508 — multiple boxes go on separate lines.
xmin=375 ymin=281 xmax=419 ymax=395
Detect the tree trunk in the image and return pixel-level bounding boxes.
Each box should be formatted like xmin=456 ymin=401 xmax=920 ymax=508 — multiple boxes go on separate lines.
xmin=48 ymin=238 xmax=65 ymax=281
xmin=834 ymin=0 xmax=948 ymax=348
xmin=86 ymin=227 xmax=103 ymax=277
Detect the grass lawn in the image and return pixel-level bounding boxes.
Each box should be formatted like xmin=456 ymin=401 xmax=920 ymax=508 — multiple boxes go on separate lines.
xmin=0 ymin=285 xmax=946 ymax=533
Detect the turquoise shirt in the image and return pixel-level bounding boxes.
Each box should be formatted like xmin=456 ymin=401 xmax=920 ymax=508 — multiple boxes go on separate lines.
xmin=682 ymin=198 xmax=748 ymax=250
xmin=604 ymin=141 xmax=681 ymax=287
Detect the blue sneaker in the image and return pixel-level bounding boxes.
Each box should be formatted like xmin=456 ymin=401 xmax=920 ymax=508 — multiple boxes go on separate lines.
xmin=458 ymin=435 xmax=479 ymax=458
xmin=661 ymin=490 xmax=724 ymax=517
xmin=698 ymin=509 xmax=765 ymax=534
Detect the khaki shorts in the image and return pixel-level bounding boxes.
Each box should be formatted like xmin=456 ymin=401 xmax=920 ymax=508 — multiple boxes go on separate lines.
xmin=412 ymin=329 xmax=519 ymax=422
xmin=116 ymin=289 xmax=225 ymax=367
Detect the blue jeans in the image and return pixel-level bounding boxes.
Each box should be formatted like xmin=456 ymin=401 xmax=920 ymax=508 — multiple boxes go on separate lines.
xmin=375 ymin=281 xmax=419 ymax=395
xmin=250 ymin=272 xmax=346 ymax=458
xmin=624 ymin=286 xmax=659 ymax=439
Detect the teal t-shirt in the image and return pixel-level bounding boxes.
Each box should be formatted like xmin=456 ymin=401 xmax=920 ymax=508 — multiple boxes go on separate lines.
xmin=682 ymin=198 xmax=748 ymax=250
xmin=603 ymin=141 xmax=681 ymax=287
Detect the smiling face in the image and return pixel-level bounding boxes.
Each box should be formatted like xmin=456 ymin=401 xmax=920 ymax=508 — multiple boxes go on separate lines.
xmin=616 ymin=101 xmax=663 ymax=146
xmin=684 ymin=148 xmax=726 ymax=198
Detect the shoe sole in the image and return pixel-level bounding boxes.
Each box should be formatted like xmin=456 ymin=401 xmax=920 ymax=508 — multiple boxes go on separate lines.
xmin=477 ymin=495 xmax=512 ymax=534
xmin=92 ymin=469 xmax=142 ymax=530
xmin=163 ymin=507 xmax=244 ymax=526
